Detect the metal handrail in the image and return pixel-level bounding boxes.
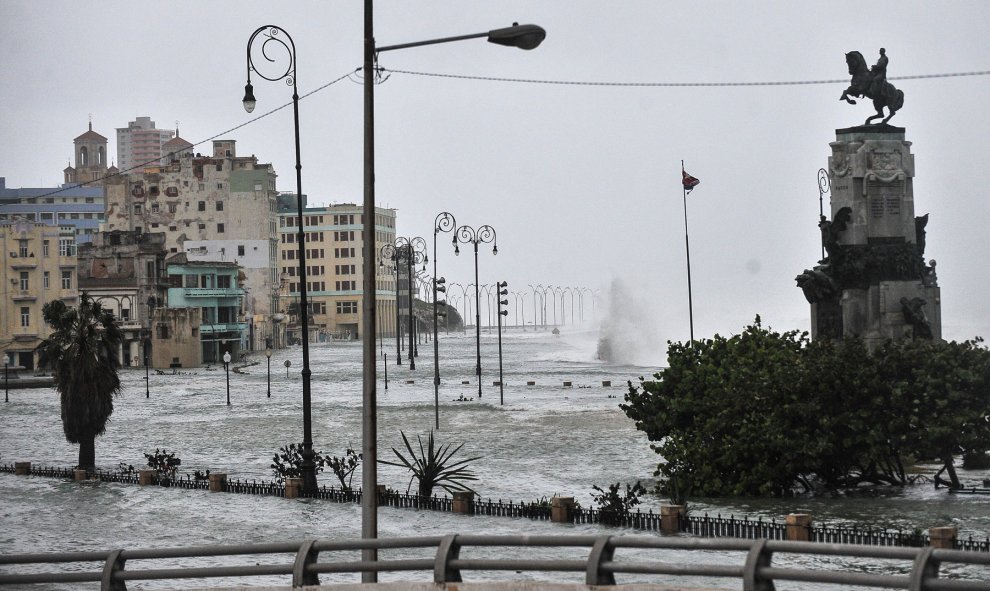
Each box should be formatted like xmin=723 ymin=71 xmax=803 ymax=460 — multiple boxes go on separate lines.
xmin=1 ymin=534 xmax=988 ymax=590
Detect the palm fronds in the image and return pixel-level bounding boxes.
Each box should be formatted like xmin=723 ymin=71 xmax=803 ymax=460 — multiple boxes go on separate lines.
xmin=380 ymin=430 xmax=482 ymax=497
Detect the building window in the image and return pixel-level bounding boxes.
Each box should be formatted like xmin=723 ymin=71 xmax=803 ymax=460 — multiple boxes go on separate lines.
xmin=217 ymin=223 xmax=225 ymax=233
xmin=61 ymin=270 xmax=72 ymax=289
xmin=237 ymin=245 xmax=245 ymax=256
xmin=217 ymin=275 xmax=232 ymax=288
xmin=336 ymin=301 xmax=358 ymax=314
xmin=168 ymin=203 xmax=177 ymax=213
xmin=157 ymin=324 xmax=170 ymax=339
xmin=134 ymin=204 xmax=142 ymax=213
xmin=19 ymin=271 xmax=29 ymax=290
xmin=198 ymin=201 xmax=206 ymax=211
xmin=20 ymin=307 xmax=30 ymax=327
xmin=216 ymin=201 xmax=224 ymax=211
xmin=18 ymin=241 xmax=28 ymax=257
xmin=43 ymin=271 xmax=50 ymax=289
xmin=59 ymin=239 xmax=75 ymax=256
xmin=121 ymin=308 xmax=130 ymax=321
xmin=151 ymin=203 xmax=160 ymax=213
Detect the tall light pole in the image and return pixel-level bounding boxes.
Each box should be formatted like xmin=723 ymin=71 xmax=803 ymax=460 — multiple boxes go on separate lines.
xmin=454 ymin=224 xmax=497 ymax=399
xmin=818 ymin=167 xmax=830 ymax=261
xmin=144 ymin=338 xmax=150 ymax=399
xmin=4 ymin=358 xmax=8 ymax=403
xmin=362 ymin=8 xmax=545 ymax=579
xmin=244 ymin=25 xmax=317 ymax=496
xmin=432 ymin=212 xmax=455 ymax=430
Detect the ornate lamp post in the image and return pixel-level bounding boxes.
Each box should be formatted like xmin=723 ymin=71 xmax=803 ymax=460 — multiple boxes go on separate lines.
xmin=223 ymin=349 xmax=232 ymax=406
xmin=432 ymin=211 xmax=456 ymax=430
xmin=380 ymin=238 xmax=427 ymax=370
xmin=361 ymin=11 xmax=545 ymax=579
xmin=496 ymin=281 xmax=508 ymax=405
xmin=454 ymin=224 xmax=497 ymax=399
xmin=4 ymin=358 xmax=8 ymax=403
xmin=265 ymin=348 xmax=272 ymax=398
xmin=244 ymin=24 xmax=317 ymax=495
xmin=818 ymin=168 xmax=831 ymax=261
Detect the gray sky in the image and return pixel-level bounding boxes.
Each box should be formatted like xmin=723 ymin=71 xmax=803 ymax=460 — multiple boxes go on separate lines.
xmin=2 ymin=1 xmax=988 ymax=349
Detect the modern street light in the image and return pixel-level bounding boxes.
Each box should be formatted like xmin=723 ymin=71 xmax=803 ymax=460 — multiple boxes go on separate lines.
xmin=454 ymin=224 xmax=497 ymax=399
xmin=362 ymin=9 xmax=545 ymax=578
xmin=223 ymin=349 xmax=232 ymax=406
xmin=265 ymin=348 xmax=272 ymax=398
xmin=244 ymin=24 xmax=317 ymax=496
xmin=380 ymin=237 xmax=427 ymax=370
xmin=497 ymin=281 xmax=508 ymax=405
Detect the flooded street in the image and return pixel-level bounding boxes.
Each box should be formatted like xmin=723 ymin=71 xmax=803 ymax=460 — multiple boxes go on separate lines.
xmin=2 ymin=329 xmax=988 ymax=588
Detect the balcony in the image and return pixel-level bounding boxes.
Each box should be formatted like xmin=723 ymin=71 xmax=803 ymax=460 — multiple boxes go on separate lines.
xmin=11 ymin=292 xmax=36 ymax=302
xmin=200 ymin=322 xmax=247 ymax=335
xmin=183 ymin=287 xmax=245 ymax=298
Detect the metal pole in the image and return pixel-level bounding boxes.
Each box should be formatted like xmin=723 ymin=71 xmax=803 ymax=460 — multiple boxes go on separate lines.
xmin=682 ymin=160 xmax=695 ymax=343
xmin=383 ymin=352 xmax=388 ymax=390
xmin=144 ymin=341 xmax=150 ymax=399
xmin=473 ymin=242 xmax=482 ymax=398
xmin=394 ymin=261 xmax=401 ymax=365
xmin=4 ymin=361 xmax=8 ymax=403
xmin=225 ymin=357 xmax=230 ymax=406
xmin=362 ymin=0 xmax=379 ymax=578
xmin=818 ymin=167 xmax=830 ymax=261
xmin=407 ymin=245 xmax=416 ymax=370
xmin=266 ymin=350 xmax=272 ymax=398
xmin=497 ymin=282 xmax=507 ymax=405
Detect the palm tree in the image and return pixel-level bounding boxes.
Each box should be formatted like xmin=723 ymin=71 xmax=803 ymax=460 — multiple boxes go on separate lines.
xmin=37 ymin=293 xmax=123 ymax=473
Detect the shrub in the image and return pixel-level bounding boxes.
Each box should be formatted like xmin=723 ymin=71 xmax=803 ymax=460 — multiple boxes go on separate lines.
xmin=592 ymin=481 xmax=646 ymax=525
xmin=381 ymin=430 xmax=481 ymax=497
xmin=144 ymin=448 xmax=181 ymax=480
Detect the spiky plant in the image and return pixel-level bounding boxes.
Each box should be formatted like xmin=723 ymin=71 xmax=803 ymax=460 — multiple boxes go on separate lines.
xmin=381 ymin=430 xmax=482 ymax=498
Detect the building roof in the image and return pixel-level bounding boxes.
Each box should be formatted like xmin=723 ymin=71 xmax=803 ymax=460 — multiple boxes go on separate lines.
xmin=74 ymin=122 xmax=107 ymax=142
xmin=163 ymin=135 xmax=193 ymax=148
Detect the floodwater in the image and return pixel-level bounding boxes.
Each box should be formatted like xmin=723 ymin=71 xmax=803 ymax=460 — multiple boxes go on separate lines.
xmin=1 ymin=328 xmax=988 ymax=589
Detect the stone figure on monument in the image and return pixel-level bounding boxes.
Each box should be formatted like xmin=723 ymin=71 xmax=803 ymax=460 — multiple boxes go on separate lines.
xmin=900 ymin=296 xmax=934 ymax=339
xmin=840 ymin=49 xmax=905 ymax=125
xmin=914 ymin=214 xmax=929 ymax=257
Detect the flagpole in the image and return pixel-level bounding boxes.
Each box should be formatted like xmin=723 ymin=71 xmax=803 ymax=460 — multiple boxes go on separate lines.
xmin=681 ymin=160 xmax=695 ymax=343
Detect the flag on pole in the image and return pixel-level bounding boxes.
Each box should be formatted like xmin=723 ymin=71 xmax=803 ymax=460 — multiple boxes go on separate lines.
xmin=682 ymin=169 xmax=700 ymax=193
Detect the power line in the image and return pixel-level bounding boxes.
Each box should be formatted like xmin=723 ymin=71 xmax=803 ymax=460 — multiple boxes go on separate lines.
xmin=380 ymin=67 xmax=990 ymax=87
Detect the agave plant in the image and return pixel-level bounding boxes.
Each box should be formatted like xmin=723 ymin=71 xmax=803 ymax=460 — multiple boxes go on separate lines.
xmin=381 ymin=430 xmax=482 ymax=498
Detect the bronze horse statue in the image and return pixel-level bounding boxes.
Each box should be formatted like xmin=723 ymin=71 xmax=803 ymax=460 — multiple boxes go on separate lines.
xmin=840 ymin=50 xmax=904 ymax=125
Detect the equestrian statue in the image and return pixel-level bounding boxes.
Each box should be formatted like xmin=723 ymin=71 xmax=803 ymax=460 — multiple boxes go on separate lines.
xmin=840 ymin=48 xmax=905 ymax=125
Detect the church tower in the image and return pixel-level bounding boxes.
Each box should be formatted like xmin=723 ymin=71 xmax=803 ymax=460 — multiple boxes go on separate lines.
xmin=64 ymin=121 xmax=109 ymax=185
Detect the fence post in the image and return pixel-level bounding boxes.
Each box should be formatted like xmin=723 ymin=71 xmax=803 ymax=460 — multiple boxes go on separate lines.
xmin=928 ymin=526 xmax=957 ymax=549
xmin=551 ymin=496 xmax=575 ymax=523
xmin=786 ymin=513 xmax=813 ymax=542
xmin=661 ymin=505 xmax=685 ymax=534
xmin=452 ymin=491 xmax=474 ymax=514
xmin=285 ymin=477 xmax=303 ymax=499
xmin=138 ymin=470 xmax=156 ymax=486
xmin=74 ymin=468 xmax=90 ymax=481
xmin=14 ymin=461 xmax=31 ymax=475
xmin=208 ymin=472 xmax=227 ymax=492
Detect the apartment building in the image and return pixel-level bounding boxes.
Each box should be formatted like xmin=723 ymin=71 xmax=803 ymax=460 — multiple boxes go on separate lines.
xmin=103 ymin=139 xmax=280 ymax=352
xmin=0 ymin=221 xmax=78 ymax=370
xmin=116 ymin=117 xmax=175 ymax=173
xmin=277 ymin=202 xmax=397 ymax=342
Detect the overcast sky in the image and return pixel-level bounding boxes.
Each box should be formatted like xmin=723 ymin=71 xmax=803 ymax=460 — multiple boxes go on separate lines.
xmin=2 ymin=1 xmax=988 ymax=353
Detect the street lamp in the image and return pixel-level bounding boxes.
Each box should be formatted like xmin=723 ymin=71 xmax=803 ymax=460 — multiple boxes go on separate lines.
xmin=4 ymin=358 xmax=8 ymax=403
xmin=265 ymin=348 xmax=272 ymax=398
xmin=380 ymin=238 xmax=427 ymax=370
xmin=223 ymin=350 xmax=232 ymax=406
xmin=244 ymin=24 xmax=317 ymax=496
xmin=362 ymin=10 xmax=545 ymax=579
xmin=433 ymin=211 xmax=456 ymax=430
xmin=497 ymin=281 xmax=508 ymax=405
xmin=144 ymin=338 xmax=150 ymax=399
xmin=454 ymin=224 xmax=497 ymax=399
xmin=818 ymin=168 xmax=831 ymax=261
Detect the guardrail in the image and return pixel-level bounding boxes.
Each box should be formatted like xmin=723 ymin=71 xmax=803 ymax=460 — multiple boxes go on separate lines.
xmin=1 ymin=534 xmax=988 ymax=590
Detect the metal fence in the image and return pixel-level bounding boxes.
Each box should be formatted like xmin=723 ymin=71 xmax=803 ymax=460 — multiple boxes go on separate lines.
xmin=1 ymin=534 xmax=988 ymax=590
xmin=4 ymin=463 xmax=989 ymax=552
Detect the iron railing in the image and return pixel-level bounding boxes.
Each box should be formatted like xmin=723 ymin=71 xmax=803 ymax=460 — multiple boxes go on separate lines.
xmin=3 ymin=464 xmax=989 ymax=552
xmin=1 ymin=534 xmax=988 ymax=590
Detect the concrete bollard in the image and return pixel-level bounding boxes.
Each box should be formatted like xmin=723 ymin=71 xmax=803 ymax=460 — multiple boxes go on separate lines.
xmin=551 ymin=496 xmax=575 ymax=523
xmin=562 ymin=381 xmax=572 ymax=387
xmin=929 ymin=526 xmax=958 ymax=549
xmin=138 ymin=470 xmax=156 ymax=486
xmin=461 ymin=380 xmax=471 ymax=385
xmin=527 ymin=381 xmax=536 ymax=386
xmin=602 ymin=380 xmax=612 ymax=387
xmin=284 ymin=477 xmax=303 ymax=499
xmin=660 ymin=505 xmax=685 ymax=534
xmin=452 ymin=491 xmax=475 ymax=514
xmin=208 ymin=472 xmax=227 ymax=492
xmin=74 ymin=468 xmax=89 ymax=481
xmin=14 ymin=461 xmax=31 ymax=476
xmin=786 ymin=513 xmax=813 ymax=542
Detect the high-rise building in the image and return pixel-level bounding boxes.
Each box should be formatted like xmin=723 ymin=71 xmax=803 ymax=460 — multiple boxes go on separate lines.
xmin=116 ymin=117 xmax=174 ymax=173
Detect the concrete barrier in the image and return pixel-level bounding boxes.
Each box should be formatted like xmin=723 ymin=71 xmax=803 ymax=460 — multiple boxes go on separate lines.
xmin=562 ymin=381 xmax=572 ymax=387
xmin=138 ymin=470 xmax=156 ymax=486
xmin=661 ymin=505 xmax=684 ymax=534
xmin=526 ymin=381 xmax=536 ymax=386
xmin=14 ymin=461 xmax=31 ymax=475
xmin=550 ymin=496 xmax=575 ymax=523
xmin=452 ymin=491 xmax=475 ymax=514
xmin=929 ymin=526 xmax=957 ymax=549
xmin=284 ymin=478 xmax=303 ymax=499
xmin=461 ymin=380 xmax=471 ymax=385
xmin=74 ymin=469 xmax=89 ymax=481
xmin=602 ymin=380 xmax=612 ymax=387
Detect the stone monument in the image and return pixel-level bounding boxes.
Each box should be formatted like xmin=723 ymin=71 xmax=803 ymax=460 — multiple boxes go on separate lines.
xmin=797 ymin=51 xmax=940 ymax=347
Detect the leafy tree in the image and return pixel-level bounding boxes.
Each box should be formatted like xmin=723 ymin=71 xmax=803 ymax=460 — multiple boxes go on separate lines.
xmin=592 ymin=481 xmax=646 ymax=525
xmin=270 ymin=442 xmax=328 ymax=484
xmin=37 ymin=294 xmax=123 ymax=473
xmin=381 ymin=430 xmax=481 ymax=497
xmin=326 ymin=447 xmax=361 ymax=491
xmin=144 ymin=448 xmax=181 ymax=481
xmin=621 ymin=317 xmax=990 ymax=497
